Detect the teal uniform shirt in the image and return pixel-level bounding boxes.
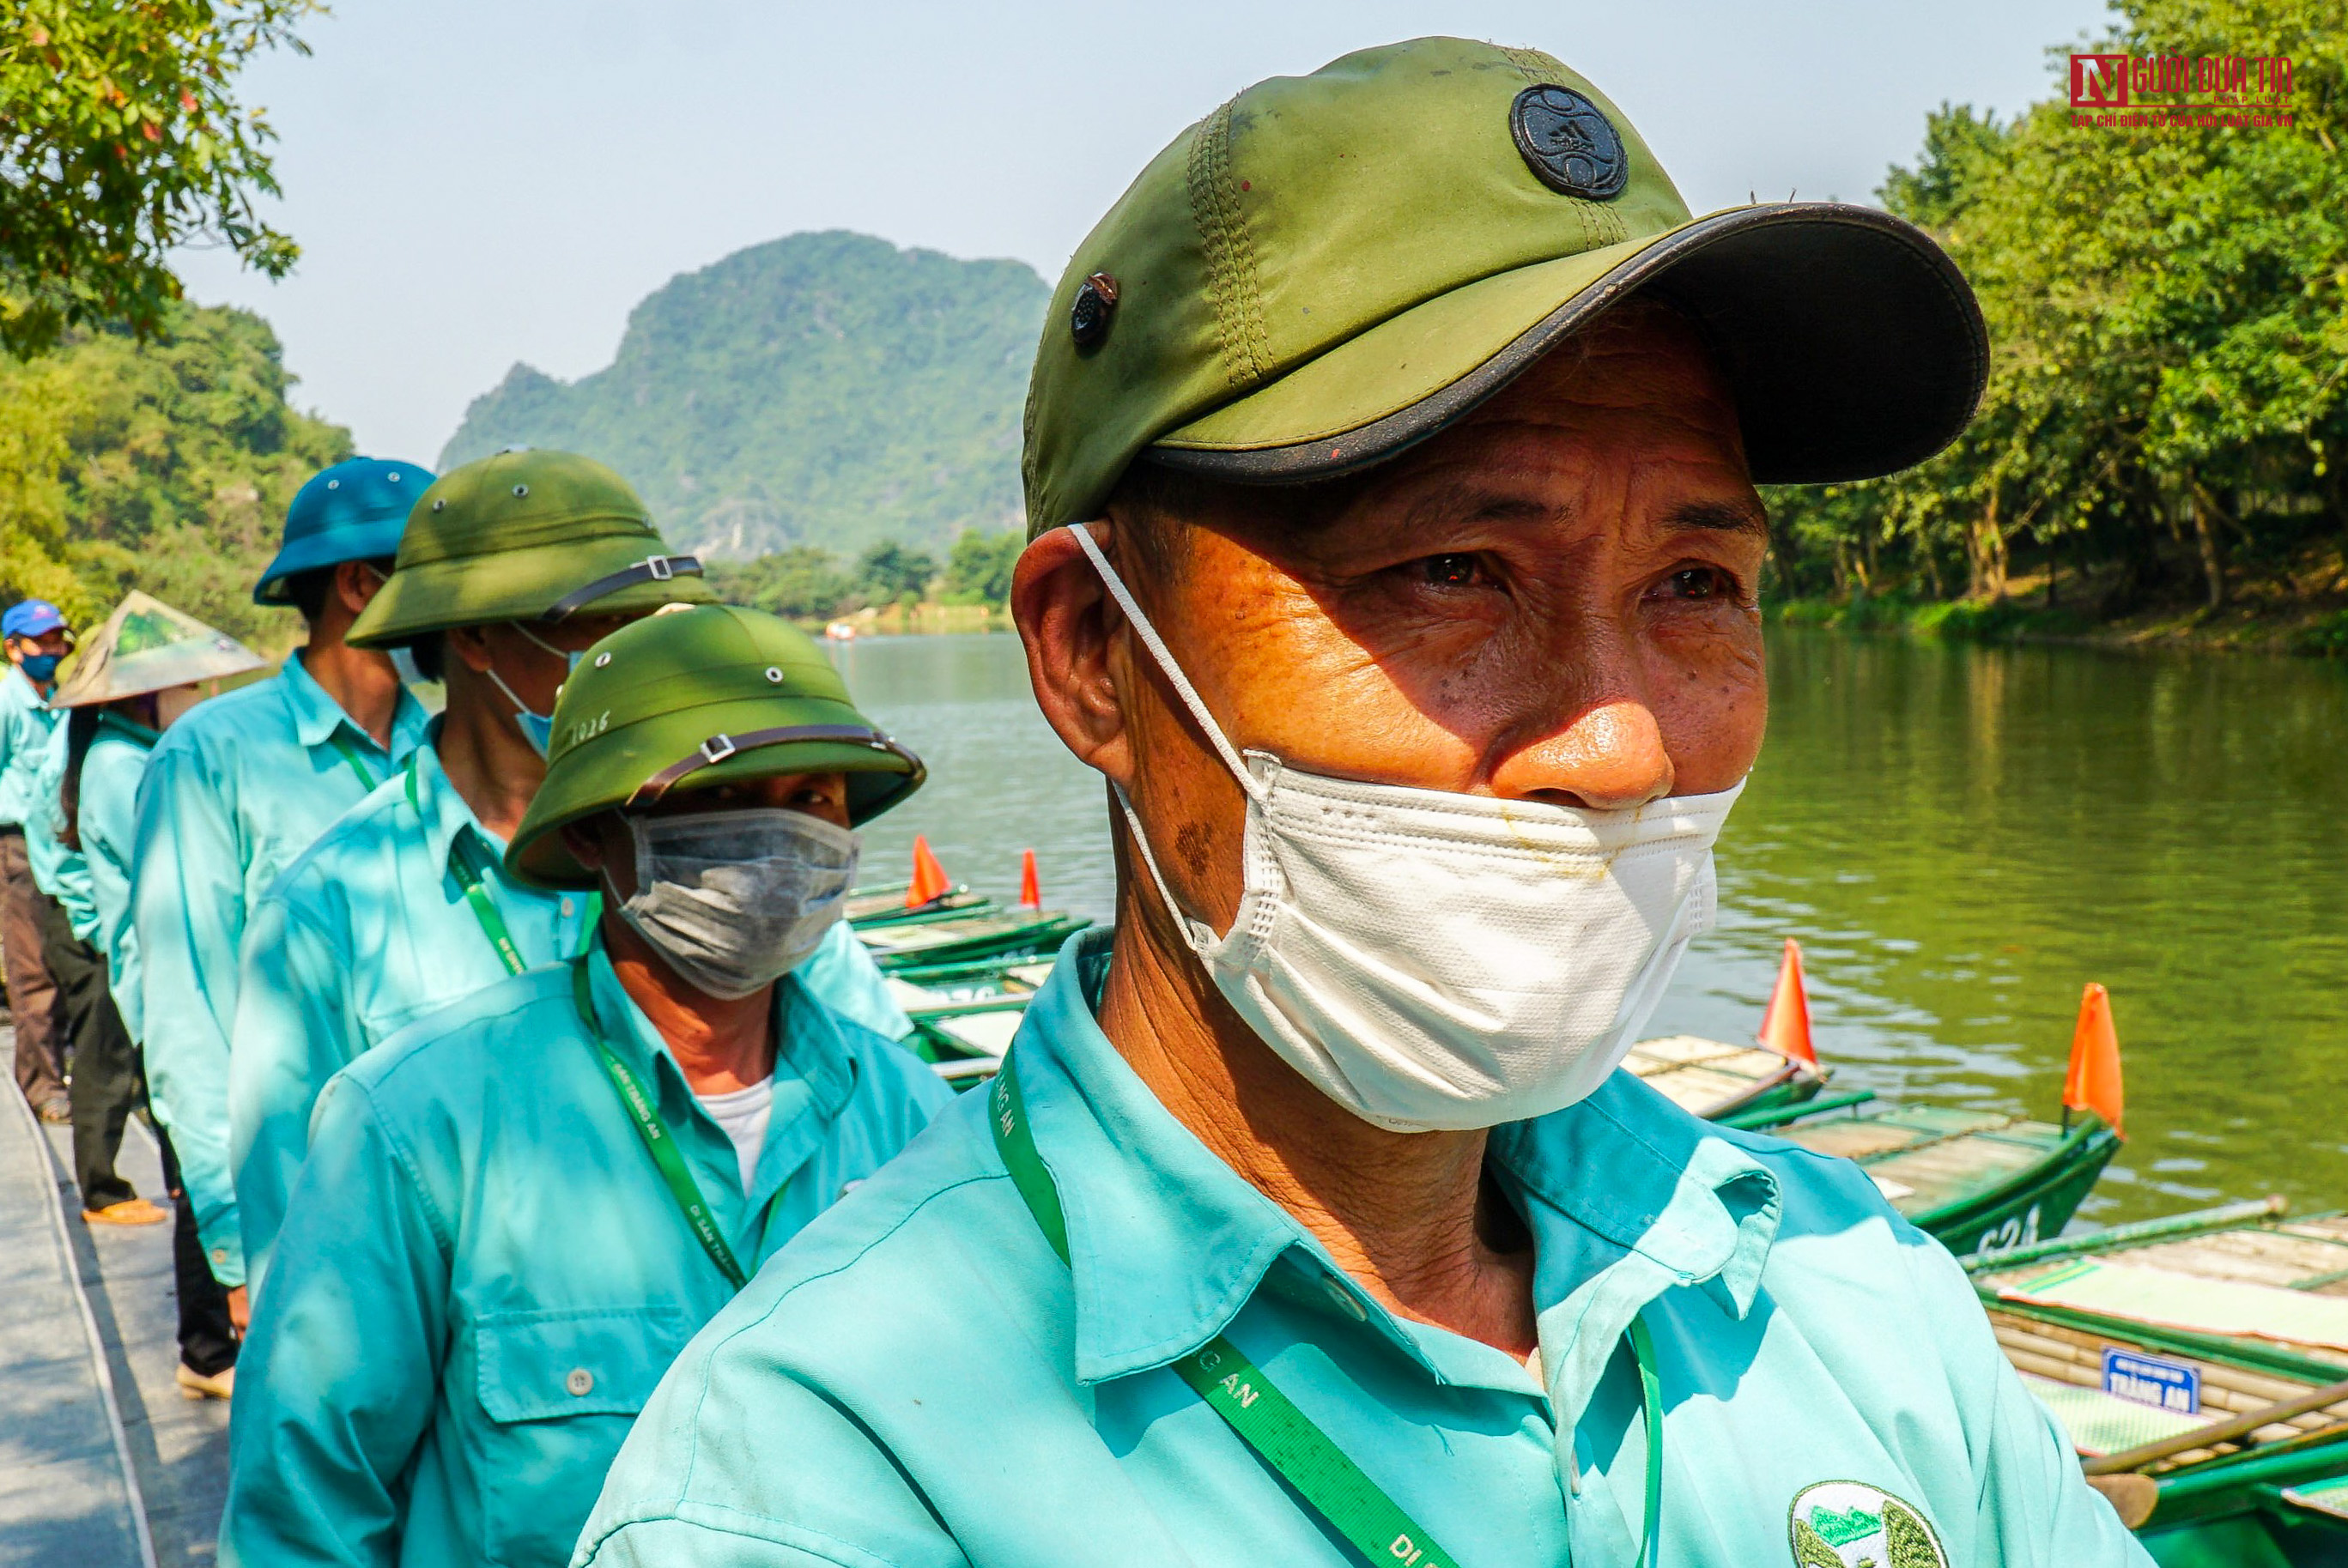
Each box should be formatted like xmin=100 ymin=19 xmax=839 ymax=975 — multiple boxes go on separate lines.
xmin=579 ymin=931 xmax=2148 ymax=1568
xmin=0 ymin=663 xmax=58 ymax=829
xmin=791 ymin=918 xmax=915 ymax=1043
xmin=133 ymin=653 xmax=429 ymax=1287
xmin=76 ymin=715 xmax=159 ymax=1038
xmin=228 ymin=738 xmax=596 ymax=1287
xmin=26 ymin=718 xmax=95 ymax=936
xmin=222 ymin=943 xmax=954 ymax=1568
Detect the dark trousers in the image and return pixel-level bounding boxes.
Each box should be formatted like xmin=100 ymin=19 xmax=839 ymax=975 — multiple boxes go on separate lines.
xmin=155 ymin=1122 xmax=238 ymax=1377
xmin=1 ymin=826 xmax=68 ymax=1108
xmin=37 ymin=893 xmax=140 ymax=1210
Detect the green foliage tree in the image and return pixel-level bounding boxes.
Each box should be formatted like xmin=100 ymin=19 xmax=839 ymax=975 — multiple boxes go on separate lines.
xmin=854 ymin=541 xmax=937 ymax=606
xmin=709 ymin=544 xmax=855 ymax=621
xmin=1 ymin=0 xmax=317 ymax=354
xmin=1769 ymin=0 xmax=2346 ymax=620
xmin=940 ymin=527 xmax=1022 ymax=606
xmin=0 ymin=302 xmax=351 ymax=640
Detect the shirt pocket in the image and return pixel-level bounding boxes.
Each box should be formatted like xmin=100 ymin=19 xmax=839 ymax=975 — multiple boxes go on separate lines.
xmin=470 ymin=1305 xmax=695 ymax=1566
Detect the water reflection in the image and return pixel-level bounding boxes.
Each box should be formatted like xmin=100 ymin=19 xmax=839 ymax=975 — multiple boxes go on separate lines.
xmin=835 ymin=629 xmax=2348 ymax=1226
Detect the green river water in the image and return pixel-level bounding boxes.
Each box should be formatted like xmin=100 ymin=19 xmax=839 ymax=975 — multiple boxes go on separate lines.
xmin=833 ymin=627 xmax=2348 ymax=1229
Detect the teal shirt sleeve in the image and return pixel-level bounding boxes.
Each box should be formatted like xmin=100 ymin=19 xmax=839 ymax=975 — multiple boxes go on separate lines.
xmin=230 ymin=893 xmax=357 ymax=1288
xmin=80 ymin=737 xmax=149 ymax=1042
xmin=133 ymin=740 xmax=252 ymax=1286
xmin=793 ymin=918 xmax=913 ymax=1042
xmin=223 ymin=1074 xmax=447 ymax=1568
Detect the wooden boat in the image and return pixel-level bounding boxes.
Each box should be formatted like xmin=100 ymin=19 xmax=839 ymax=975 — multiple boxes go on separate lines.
xmin=1625 ymin=1033 xmax=1828 ymax=1121
xmin=1966 ymin=1199 xmax=2348 ymax=1562
xmin=859 ymin=908 xmax=1088 ymax=975
xmin=845 ymin=880 xmax=992 ymax=927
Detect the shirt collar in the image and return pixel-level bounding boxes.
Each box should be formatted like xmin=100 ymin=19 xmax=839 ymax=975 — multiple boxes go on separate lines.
xmin=1013 ymin=930 xmax=1781 ymax=1404
xmin=281 ymin=649 xmax=428 ymax=756
xmin=579 ymin=939 xmax=858 ymax=1182
xmin=406 ymin=727 xmax=495 ymax=871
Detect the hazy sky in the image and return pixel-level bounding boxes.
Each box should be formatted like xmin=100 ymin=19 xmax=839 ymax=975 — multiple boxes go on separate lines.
xmin=171 ymin=1 xmax=2116 ymax=463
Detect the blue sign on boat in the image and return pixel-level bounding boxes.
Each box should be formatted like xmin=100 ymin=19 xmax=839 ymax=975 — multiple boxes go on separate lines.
xmin=2102 ymin=1347 xmax=2200 ymax=1415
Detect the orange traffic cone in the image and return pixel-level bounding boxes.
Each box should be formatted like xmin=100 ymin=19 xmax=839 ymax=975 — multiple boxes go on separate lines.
xmin=905 ymin=836 xmax=952 ymax=910
xmin=2063 ymin=983 xmax=2125 ymax=1138
xmin=1016 ymin=849 xmax=1042 ymax=911
xmin=1757 ymin=938 xmax=1818 ymax=1068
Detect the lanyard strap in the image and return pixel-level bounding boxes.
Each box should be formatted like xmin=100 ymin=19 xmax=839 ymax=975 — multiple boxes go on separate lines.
xmin=326 ymin=730 xmax=379 ymax=792
xmin=991 ymin=1056 xmax=1469 ymax=1568
xmin=407 ymin=758 xmax=599 ymax=977
xmin=572 ymin=959 xmax=750 ymax=1291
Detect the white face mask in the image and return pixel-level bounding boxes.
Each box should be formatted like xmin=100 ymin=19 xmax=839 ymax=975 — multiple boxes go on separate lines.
xmin=610 ymin=808 xmax=860 ymax=1000
xmin=1070 ymin=524 xmax=1744 ymax=1133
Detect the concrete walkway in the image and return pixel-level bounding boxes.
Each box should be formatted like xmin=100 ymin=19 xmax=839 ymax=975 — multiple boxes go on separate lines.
xmin=0 ymin=1038 xmax=155 ymax=1568
xmin=1 ymin=1018 xmax=229 ymax=1568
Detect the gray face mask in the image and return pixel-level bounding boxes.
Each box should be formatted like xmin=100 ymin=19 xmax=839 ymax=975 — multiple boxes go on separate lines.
xmin=609 ymin=808 xmax=860 ymax=1000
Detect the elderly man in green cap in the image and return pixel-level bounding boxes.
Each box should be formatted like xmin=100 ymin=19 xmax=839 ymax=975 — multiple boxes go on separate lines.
xmin=580 ymin=39 xmax=2145 ymax=1568
xmin=134 ymin=455 xmax=434 ymax=1345
xmin=222 ymin=603 xmax=953 ymax=1568
xmin=225 ymin=449 xmax=710 ymax=1286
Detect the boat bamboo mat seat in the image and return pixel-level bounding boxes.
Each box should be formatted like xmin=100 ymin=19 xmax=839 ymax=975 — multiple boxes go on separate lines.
xmin=1623 ymin=1037 xmax=1793 ymax=1117
xmin=2088 ymin=1225 xmax=2348 ymax=1298
xmin=1999 ymin=1259 xmax=2348 ymax=1353
xmin=1772 ymin=1106 xmax=2066 ymax=1214
xmin=2019 ymin=1372 xmax=2210 ymax=1456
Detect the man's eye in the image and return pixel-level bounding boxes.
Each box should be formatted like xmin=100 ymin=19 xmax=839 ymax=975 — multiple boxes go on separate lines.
xmin=1665 ymin=567 xmax=1726 ymax=600
xmin=1418 ymin=553 xmax=1482 ymax=587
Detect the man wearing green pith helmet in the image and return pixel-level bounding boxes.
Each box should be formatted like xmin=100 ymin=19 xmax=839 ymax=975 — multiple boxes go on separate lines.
xmin=228 ymin=451 xmax=919 ymax=1287
xmin=580 ymin=38 xmax=2146 ymax=1568
xmin=223 ymin=603 xmax=954 ymax=1568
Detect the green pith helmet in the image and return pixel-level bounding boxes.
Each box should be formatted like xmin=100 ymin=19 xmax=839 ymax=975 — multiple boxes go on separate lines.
xmin=1022 ymin=36 xmax=1987 ymax=536
xmin=506 ymin=604 xmax=924 ymax=887
xmin=346 ymin=449 xmax=715 ymax=647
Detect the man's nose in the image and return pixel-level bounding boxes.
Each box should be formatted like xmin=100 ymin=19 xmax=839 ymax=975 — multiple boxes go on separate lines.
xmin=1488 ymin=699 xmax=1676 ymax=811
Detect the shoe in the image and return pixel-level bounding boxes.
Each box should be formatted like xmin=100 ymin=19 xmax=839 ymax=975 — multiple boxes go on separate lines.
xmin=176 ymin=1362 xmax=234 ymax=1401
xmin=83 ymin=1197 xmax=170 ymax=1226
xmin=38 ymin=1096 xmax=70 ymax=1124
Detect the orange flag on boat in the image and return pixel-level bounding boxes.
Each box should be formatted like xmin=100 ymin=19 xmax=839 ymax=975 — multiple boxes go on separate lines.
xmin=906 ymin=835 xmax=952 ymax=909
xmin=2064 ymin=982 xmax=2125 ymax=1138
xmin=1757 ymin=938 xmax=1817 ymax=1068
xmin=1016 ymin=849 xmax=1042 ymax=911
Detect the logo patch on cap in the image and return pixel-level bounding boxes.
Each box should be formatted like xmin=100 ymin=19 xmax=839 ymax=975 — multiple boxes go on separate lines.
xmin=1787 ymin=1481 xmax=1947 ymax=1568
xmin=1509 ymin=85 xmax=1628 ymax=201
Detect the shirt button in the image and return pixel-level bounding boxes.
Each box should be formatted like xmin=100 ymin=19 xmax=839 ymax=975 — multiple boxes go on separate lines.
xmin=565 ymin=1367 xmax=594 ymax=1397
xmin=1323 ymin=1274 xmax=1368 ymax=1321
xmin=560 ymin=898 xmax=575 ymax=917
xmin=211 ymin=1247 xmax=228 ymax=1265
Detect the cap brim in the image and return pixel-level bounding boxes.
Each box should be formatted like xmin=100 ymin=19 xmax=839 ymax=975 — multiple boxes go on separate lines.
xmin=1146 ymin=203 xmax=1987 ymax=488
xmin=253 ymin=520 xmax=407 ymax=605
xmin=347 ymin=542 xmax=719 ymax=647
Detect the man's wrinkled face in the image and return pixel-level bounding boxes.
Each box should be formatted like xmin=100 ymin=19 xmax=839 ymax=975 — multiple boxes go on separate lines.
xmin=1090 ymin=304 xmax=1769 ymax=931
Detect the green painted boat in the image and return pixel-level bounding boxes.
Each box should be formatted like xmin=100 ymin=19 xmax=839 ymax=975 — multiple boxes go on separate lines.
xmin=845 ymin=880 xmax=993 ymax=927
xmin=859 ymin=908 xmax=1087 ymax=974
xmin=1730 ymin=1096 xmax=2122 ymax=1258
xmin=1967 ymin=1199 xmax=2348 ymax=1564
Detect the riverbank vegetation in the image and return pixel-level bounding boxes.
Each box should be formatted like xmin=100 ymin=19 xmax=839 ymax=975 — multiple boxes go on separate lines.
xmin=709 ymin=526 xmax=1023 ymax=626
xmin=1767 ymin=0 xmax=2345 ymax=647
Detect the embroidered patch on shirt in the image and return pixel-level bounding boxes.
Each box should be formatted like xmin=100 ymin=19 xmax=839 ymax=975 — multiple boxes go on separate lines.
xmin=1787 ymin=1480 xmax=1948 ymax=1568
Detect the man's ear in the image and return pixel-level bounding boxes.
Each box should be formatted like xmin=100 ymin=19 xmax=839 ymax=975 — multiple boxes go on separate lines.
xmin=335 ymin=559 xmax=384 ymax=616
xmin=445 ymin=622 xmax=497 ymax=676
xmin=1013 ymin=521 xmax=1135 ymax=790
xmin=561 ymin=820 xmax=604 ymax=874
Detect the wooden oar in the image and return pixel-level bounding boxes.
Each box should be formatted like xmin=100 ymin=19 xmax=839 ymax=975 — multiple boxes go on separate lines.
xmin=2083 ymin=1374 xmax=2348 ymax=1476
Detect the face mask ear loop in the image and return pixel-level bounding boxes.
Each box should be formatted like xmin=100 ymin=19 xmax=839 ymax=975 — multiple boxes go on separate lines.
xmin=1065 ymin=524 xmax=1268 ymax=805
xmin=1110 ymin=782 xmax=1220 ymax=956
xmin=513 ymin=621 xmax=585 ymax=673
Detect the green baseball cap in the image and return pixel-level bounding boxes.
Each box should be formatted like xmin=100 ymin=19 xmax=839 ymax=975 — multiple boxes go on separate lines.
xmin=347 ymin=449 xmax=715 ymax=647
xmin=1023 ymin=36 xmax=1988 ymax=535
xmin=506 ymin=604 xmax=925 ymax=887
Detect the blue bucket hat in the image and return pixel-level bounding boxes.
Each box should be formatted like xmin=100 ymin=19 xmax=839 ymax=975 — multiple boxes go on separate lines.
xmin=256 ymin=457 xmax=435 ymax=605
xmin=1 ymin=600 xmax=68 ymax=640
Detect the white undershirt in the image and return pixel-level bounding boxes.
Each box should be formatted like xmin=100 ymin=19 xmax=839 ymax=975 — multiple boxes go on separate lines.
xmin=695 ymin=1075 xmax=774 ymax=1191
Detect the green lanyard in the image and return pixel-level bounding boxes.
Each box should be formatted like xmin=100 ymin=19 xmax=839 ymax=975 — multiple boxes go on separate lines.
xmin=326 ymin=730 xmax=380 ymax=792
xmin=989 ymin=1054 xmax=1666 ymax=1568
xmin=407 ymin=759 xmax=598 ymax=976
xmin=572 ymin=959 xmax=753 ymax=1292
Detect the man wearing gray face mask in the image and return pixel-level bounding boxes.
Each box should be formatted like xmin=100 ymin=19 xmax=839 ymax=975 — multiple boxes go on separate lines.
xmin=222 ymin=603 xmax=952 ymax=1568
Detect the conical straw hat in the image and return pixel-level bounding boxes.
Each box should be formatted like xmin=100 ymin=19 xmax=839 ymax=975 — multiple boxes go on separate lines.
xmin=51 ymin=590 xmax=268 ymax=708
